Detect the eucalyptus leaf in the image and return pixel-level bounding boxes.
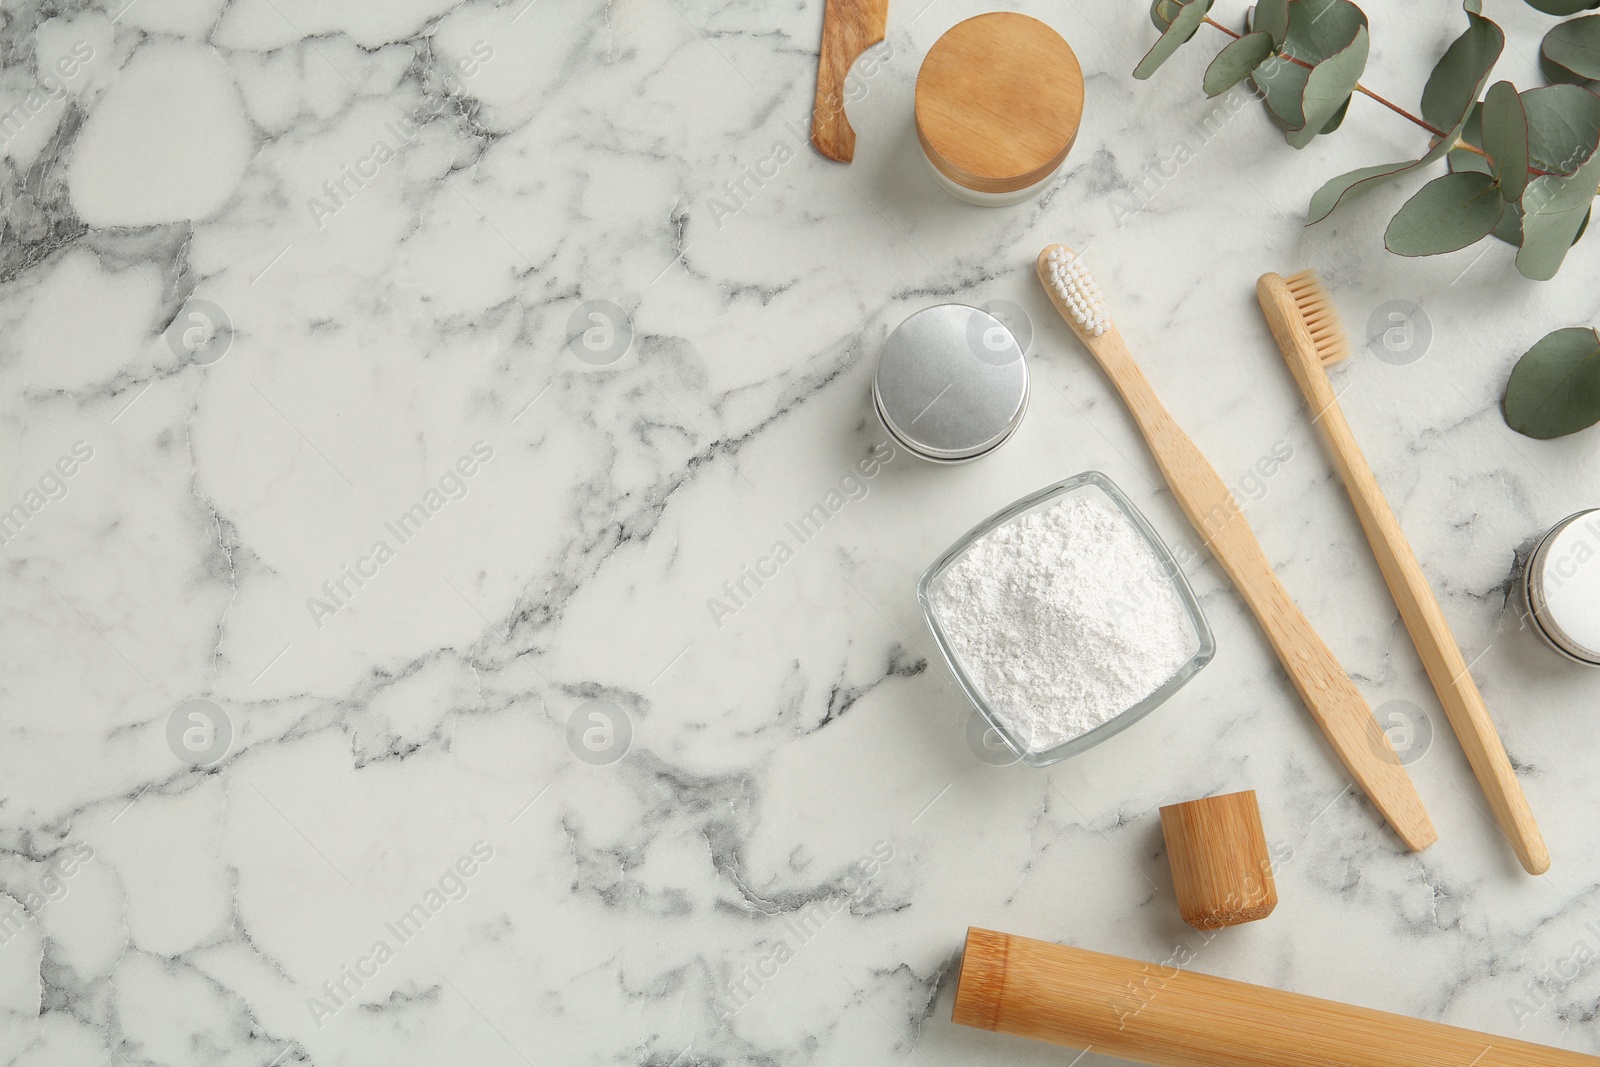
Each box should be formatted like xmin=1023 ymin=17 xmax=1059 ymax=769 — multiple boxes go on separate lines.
xmin=1448 ymin=101 xmax=1490 ymax=174
xmin=1252 ymin=0 xmax=1368 ymax=129
xmin=1510 ymin=204 xmax=1592 ymax=249
xmin=1252 ymin=0 xmax=1290 ymax=47
xmin=1253 ymin=50 xmax=1311 ymax=127
xmin=1542 ymin=50 xmax=1593 ymax=86
xmin=1483 ymin=190 xmax=1592 ymax=247
xmin=1283 ymin=0 xmax=1368 ymax=59
xmin=1151 ymin=0 xmax=1185 ymax=32
xmin=1455 ymin=97 xmax=1546 ymax=247
xmin=1321 ymin=95 xmax=1352 ymax=133
xmin=1385 ymin=171 xmax=1504 ymax=254
xmin=1135 ymin=0 xmax=1213 ymax=79
xmin=1494 ymin=197 xmax=1526 ymax=243
xmin=1504 ymin=326 xmax=1600 ymax=439
xmin=1483 ymin=80 xmax=1530 ymax=199
xmin=1517 ymin=151 xmax=1600 ymax=277
xmin=1420 ymin=10 xmax=1505 ymax=133
xmin=1543 ymin=16 xmax=1600 ymax=82
xmin=1519 ymin=202 xmax=1586 ymax=279
xmin=1522 ymin=83 xmax=1600 ymax=174
xmin=1307 ymin=159 xmax=1420 ymax=224
xmin=1462 ymin=95 xmax=1485 ymax=143
xmin=1450 ymin=145 xmax=1492 ymax=176
xmin=1204 ymin=30 xmax=1275 ymax=95
xmin=1522 ymin=0 xmax=1600 ymax=15
xmin=1286 ymin=26 xmax=1369 ymax=148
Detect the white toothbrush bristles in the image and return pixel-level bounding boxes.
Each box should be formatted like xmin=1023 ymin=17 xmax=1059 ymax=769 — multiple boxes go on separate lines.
xmin=1045 ymin=247 xmax=1109 ymax=337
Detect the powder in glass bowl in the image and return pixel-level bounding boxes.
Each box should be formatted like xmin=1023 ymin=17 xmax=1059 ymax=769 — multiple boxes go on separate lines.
xmin=930 ymin=491 xmax=1195 ymax=751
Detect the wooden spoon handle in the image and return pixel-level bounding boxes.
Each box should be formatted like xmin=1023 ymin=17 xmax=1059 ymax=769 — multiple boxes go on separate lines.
xmin=1259 ymin=272 xmax=1549 ymax=874
xmin=811 ymin=0 xmax=888 ymax=161
xmin=1092 ymin=331 xmax=1434 ymax=850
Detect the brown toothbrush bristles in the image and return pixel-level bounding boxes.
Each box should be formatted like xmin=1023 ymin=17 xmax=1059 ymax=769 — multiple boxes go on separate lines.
xmin=1284 ymin=270 xmax=1350 ymax=365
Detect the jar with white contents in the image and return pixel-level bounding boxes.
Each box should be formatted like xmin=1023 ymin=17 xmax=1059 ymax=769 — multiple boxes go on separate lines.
xmin=919 ymin=473 xmax=1215 ymax=766
xmin=1522 ymin=508 xmax=1600 ymax=666
xmin=914 ymin=13 xmax=1084 ymax=207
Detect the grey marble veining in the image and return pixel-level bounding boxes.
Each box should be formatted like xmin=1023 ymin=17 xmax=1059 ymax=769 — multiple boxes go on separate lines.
xmin=3 ymin=0 xmax=1600 ymax=1064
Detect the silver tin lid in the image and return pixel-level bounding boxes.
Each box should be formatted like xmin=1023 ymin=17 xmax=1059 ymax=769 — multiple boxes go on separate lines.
xmin=1525 ymin=509 xmax=1600 ymax=666
xmin=872 ymin=304 xmax=1029 ymax=463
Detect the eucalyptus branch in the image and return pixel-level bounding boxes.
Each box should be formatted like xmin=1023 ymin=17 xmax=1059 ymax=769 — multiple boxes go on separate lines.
xmin=1200 ymin=14 xmax=1563 ymax=178
xmin=1138 ymin=0 xmax=1597 ymax=287
xmin=1201 ymin=16 xmax=1450 ymax=138
xmin=1139 ymin=0 xmax=1600 ymax=426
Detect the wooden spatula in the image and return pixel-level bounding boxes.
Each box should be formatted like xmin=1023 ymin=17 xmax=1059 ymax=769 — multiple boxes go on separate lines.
xmin=811 ymin=0 xmax=888 ymax=162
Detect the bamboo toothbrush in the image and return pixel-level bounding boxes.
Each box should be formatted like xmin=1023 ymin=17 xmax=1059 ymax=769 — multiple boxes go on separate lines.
xmin=1259 ymin=270 xmax=1549 ymax=875
xmin=1037 ymin=245 xmax=1436 ymax=852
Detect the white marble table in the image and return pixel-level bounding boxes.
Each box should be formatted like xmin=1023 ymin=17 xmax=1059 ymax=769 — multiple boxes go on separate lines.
xmin=4 ymin=0 xmax=1599 ymax=1063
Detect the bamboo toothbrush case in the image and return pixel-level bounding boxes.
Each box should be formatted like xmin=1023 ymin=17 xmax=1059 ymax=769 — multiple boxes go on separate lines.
xmin=914 ymin=12 xmax=1084 ymax=206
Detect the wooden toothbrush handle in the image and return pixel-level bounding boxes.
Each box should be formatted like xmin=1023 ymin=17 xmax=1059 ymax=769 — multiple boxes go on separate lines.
xmin=1259 ymin=273 xmax=1549 ymax=874
xmin=1092 ymin=329 xmax=1436 ymax=851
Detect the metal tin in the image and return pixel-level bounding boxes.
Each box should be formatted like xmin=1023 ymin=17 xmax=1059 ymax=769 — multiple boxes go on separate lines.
xmin=1522 ymin=508 xmax=1600 ymax=666
xmin=872 ymin=304 xmax=1028 ymax=463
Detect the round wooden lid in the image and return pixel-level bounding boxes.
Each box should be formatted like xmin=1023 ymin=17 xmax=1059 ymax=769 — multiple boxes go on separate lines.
xmin=915 ymin=13 xmax=1084 ymax=195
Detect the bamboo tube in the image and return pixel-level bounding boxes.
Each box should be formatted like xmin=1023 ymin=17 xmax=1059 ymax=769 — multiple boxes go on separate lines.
xmin=953 ymin=928 xmax=1600 ymax=1067
xmin=1159 ymin=790 xmax=1276 ymax=929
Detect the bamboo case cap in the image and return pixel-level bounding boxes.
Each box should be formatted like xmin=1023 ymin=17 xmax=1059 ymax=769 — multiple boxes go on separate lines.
xmin=1159 ymin=790 xmax=1277 ymax=930
xmin=914 ymin=13 xmax=1084 ymax=195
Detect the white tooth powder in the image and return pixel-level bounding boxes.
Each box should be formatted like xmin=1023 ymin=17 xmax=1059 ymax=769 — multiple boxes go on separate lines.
xmin=932 ymin=491 xmax=1195 ymax=752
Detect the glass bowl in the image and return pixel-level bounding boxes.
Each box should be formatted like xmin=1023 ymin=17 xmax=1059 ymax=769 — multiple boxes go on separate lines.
xmin=917 ymin=471 xmax=1215 ymax=767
